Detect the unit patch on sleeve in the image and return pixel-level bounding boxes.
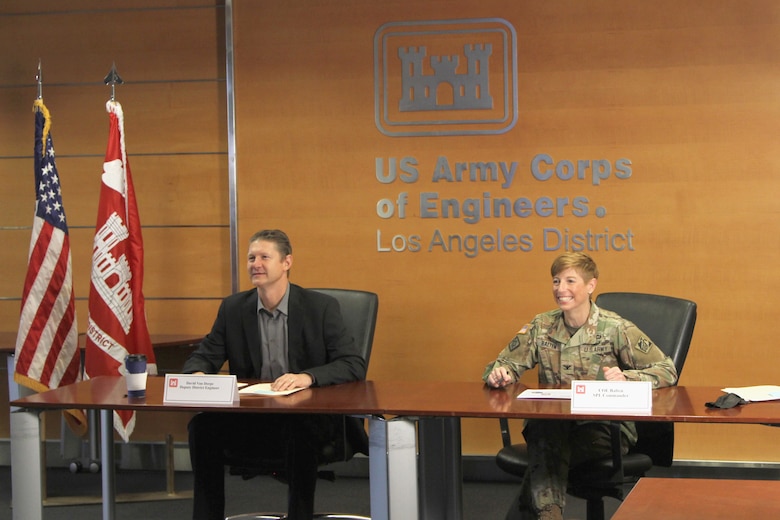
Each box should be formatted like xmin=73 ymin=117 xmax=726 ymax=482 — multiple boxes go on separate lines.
xmin=637 ymin=336 xmax=652 ymax=353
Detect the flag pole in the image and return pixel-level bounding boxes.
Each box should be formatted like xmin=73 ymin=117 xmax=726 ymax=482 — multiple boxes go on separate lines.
xmin=103 ymin=62 xmax=124 ymax=101
xmin=36 ymin=59 xmax=42 ymax=100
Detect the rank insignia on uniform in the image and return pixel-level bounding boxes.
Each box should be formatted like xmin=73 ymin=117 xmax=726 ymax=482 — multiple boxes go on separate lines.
xmin=637 ymin=336 xmax=652 ymax=353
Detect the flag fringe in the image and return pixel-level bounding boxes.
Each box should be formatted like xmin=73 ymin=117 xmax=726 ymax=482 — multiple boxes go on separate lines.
xmin=14 ymin=371 xmax=49 ymax=394
xmin=62 ymin=409 xmax=88 ymax=437
xmin=32 ymin=99 xmax=51 ymax=155
xmin=13 ymin=372 xmax=87 ymax=437
xmin=106 ymin=100 xmax=128 ymax=167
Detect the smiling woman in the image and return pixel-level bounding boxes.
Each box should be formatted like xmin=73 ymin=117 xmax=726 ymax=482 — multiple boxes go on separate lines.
xmin=482 ymin=252 xmax=678 ymax=519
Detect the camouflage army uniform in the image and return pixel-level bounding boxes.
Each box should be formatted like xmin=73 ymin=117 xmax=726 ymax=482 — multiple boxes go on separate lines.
xmin=482 ymin=302 xmax=677 ymax=518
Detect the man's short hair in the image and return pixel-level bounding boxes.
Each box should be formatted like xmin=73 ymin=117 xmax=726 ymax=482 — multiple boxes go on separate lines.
xmin=249 ymin=229 xmax=292 ymax=257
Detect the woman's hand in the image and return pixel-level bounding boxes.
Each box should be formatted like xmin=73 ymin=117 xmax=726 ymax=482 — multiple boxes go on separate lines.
xmin=602 ymin=366 xmax=627 ymax=381
xmin=487 ymin=366 xmax=514 ymax=388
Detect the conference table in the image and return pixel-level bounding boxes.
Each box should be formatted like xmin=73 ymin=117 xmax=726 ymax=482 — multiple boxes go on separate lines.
xmin=10 ymin=378 xmax=780 ymax=520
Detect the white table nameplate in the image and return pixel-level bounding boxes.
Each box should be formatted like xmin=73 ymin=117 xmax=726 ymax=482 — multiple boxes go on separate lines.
xmin=163 ymin=374 xmax=239 ymax=405
xmin=570 ymin=380 xmax=653 ymax=415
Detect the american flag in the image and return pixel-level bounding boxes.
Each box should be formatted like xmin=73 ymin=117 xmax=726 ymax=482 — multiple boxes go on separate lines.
xmin=14 ymin=100 xmax=86 ymax=434
xmin=84 ymin=100 xmax=156 ymax=442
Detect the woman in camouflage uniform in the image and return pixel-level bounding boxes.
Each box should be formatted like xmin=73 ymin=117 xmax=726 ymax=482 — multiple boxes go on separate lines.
xmin=483 ymin=252 xmax=677 ymax=520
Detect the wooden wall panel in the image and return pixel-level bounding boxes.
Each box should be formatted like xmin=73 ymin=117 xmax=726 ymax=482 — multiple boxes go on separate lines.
xmin=0 ymin=2 xmax=223 ymax=84
xmin=0 ymin=83 xmax=225 ymax=157
xmin=0 ymin=154 xmax=228 ymax=229
xmin=139 ymin=227 xmax=232 ymax=298
xmin=1 ymin=0 xmax=219 ymax=13
xmin=0 ymin=223 xmax=230 ymax=327
xmin=144 ymin=299 xmax=224 ymax=337
xmin=233 ymin=0 xmax=780 ymax=461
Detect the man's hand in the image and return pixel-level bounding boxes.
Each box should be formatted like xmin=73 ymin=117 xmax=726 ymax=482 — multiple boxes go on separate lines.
xmin=271 ymin=372 xmax=313 ymax=391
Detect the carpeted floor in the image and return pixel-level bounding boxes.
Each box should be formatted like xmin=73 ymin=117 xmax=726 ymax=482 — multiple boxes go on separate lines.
xmin=0 ymin=465 xmax=619 ymax=520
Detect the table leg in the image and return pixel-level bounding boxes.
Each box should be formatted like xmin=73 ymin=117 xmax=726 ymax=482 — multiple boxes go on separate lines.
xmin=10 ymin=406 xmax=44 ymax=520
xmin=418 ymin=417 xmax=463 ymax=520
xmin=100 ymin=409 xmax=116 ymax=520
xmin=368 ymin=416 xmax=419 ymax=520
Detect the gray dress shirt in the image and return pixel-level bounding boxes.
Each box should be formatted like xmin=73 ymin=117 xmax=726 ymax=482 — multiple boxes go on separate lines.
xmin=257 ymin=284 xmax=290 ymax=381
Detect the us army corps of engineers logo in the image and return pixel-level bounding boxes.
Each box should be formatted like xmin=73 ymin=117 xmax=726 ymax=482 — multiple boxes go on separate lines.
xmin=374 ymin=18 xmax=518 ymax=137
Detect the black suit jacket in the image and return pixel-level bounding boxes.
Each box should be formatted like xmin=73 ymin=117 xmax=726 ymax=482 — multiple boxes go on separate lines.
xmin=182 ymin=283 xmax=369 ymax=458
xmin=182 ymin=283 xmax=366 ymax=384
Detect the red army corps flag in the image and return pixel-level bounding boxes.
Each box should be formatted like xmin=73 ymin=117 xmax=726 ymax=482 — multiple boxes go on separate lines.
xmin=85 ymin=100 xmax=156 ymax=442
xmin=14 ymin=99 xmax=86 ymax=435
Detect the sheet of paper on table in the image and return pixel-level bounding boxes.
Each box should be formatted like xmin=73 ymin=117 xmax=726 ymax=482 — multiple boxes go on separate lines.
xmin=517 ymin=388 xmax=572 ymax=400
xmin=721 ymin=385 xmax=780 ymax=402
xmin=239 ymin=382 xmax=306 ymax=396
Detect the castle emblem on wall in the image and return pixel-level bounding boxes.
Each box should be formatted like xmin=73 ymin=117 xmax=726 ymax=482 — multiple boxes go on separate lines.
xmin=398 ymin=44 xmax=493 ymax=112
xmin=374 ymin=18 xmax=517 ymax=137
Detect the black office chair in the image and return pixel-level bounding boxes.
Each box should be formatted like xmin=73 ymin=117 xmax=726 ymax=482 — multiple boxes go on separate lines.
xmin=226 ymin=288 xmax=379 ymax=520
xmin=495 ymin=292 xmax=697 ymax=520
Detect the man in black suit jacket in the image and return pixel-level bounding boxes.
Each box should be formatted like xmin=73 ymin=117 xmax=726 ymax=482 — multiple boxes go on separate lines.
xmin=183 ymin=229 xmax=367 ymax=520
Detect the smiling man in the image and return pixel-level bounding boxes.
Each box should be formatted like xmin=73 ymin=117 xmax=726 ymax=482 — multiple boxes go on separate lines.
xmin=482 ymin=252 xmax=677 ymax=520
xmin=182 ymin=229 xmax=367 ymax=520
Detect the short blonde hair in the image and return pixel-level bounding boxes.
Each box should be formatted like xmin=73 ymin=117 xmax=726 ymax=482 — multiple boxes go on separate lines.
xmin=550 ymin=252 xmax=599 ymax=281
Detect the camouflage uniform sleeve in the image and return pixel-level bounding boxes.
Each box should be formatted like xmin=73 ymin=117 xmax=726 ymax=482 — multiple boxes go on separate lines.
xmin=482 ymin=320 xmax=539 ymax=383
xmin=616 ymin=321 xmax=678 ymax=388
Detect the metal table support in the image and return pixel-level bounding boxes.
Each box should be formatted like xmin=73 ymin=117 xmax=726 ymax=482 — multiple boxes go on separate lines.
xmin=100 ymin=409 xmax=117 ymax=520
xmin=368 ymin=417 xmax=419 ymax=520
xmin=10 ymin=405 xmax=45 ymax=520
xmin=418 ymin=417 xmax=463 ymax=520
